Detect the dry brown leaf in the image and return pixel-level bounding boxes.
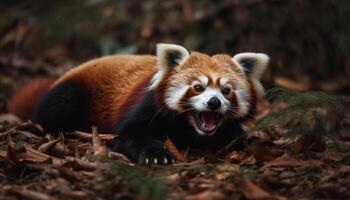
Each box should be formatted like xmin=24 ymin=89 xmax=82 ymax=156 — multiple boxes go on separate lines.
xmin=50 ymin=142 xmax=71 ymax=157
xmin=108 ymin=151 xmax=130 ymax=162
xmin=7 ymin=143 xmax=63 ymax=166
xmin=72 ymin=130 xmax=116 ymax=141
xmin=0 ymin=150 xmax=7 ymax=158
xmin=167 ymin=173 xmax=180 ymax=182
xmin=289 ymin=134 xmax=326 ymax=154
xmin=245 ymin=141 xmax=284 ymax=163
xmin=173 ymin=158 xmax=205 ymax=167
xmin=164 ymin=138 xmax=188 ymax=162
xmin=215 ymin=163 xmax=240 ymax=180
xmin=0 ymin=127 xmax=18 ymax=142
xmin=239 ymin=179 xmax=285 ymax=200
xmin=185 ymin=190 xmax=225 ymax=200
xmin=13 ymin=188 xmax=55 ymax=200
xmin=263 ymin=153 xmax=322 ymax=169
xmin=63 ymin=156 xmax=101 ymax=171
xmin=91 ymin=126 xmax=109 ymax=157
xmin=37 ymin=138 xmax=61 ymax=153
xmin=58 ymin=167 xmax=82 ymax=181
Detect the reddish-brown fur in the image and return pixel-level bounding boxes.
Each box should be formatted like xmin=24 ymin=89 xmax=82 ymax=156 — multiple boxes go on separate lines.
xmin=8 ymin=79 xmax=54 ymax=119
xmin=53 ymin=55 xmax=158 ymax=132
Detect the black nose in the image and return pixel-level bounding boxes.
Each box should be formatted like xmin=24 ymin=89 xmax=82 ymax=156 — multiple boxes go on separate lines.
xmin=207 ymin=97 xmax=221 ymax=110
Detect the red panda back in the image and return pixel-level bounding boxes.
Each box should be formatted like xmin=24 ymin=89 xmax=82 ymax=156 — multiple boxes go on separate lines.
xmin=51 ymin=55 xmax=158 ymax=132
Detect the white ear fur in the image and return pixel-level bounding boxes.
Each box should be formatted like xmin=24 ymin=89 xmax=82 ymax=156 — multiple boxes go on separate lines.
xmin=150 ymin=43 xmax=189 ymax=89
xmin=232 ymin=52 xmax=269 ymax=97
xmin=157 ymin=43 xmax=189 ymax=70
xmin=232 ymin=52 xmax=269 ymax=79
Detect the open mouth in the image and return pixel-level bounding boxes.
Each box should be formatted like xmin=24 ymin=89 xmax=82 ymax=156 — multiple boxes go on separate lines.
xmin=193 ymin=111 xmax=222 ymax=135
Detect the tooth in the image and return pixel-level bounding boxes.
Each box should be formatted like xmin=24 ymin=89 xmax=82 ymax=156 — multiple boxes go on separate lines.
xmin=145 ymin=158 xmax=149 ymax=165
xmin=172 ymin=159 xmax=175 ymax=164
xmin=154 ymin=158 xmax=158 ymax=164
xmin=164 ymin=158 xmax=168 ymax=164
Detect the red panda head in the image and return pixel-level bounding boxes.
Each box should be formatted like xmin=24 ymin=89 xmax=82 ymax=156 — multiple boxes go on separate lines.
xmin=151 ymin=44 xmax=269 ymax=136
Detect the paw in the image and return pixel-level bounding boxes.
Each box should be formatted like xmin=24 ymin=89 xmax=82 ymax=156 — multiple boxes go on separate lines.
xmin=137 ymin=140 xmax=175 ymax=165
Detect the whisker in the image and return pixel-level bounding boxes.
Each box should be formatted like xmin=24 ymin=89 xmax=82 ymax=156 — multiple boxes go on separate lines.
xmin=148 ymin=105 xmax=168 ymax=126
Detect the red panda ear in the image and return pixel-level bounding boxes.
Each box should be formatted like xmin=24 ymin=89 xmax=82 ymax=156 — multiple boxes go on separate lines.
xmin=156 ymin=43 xmax=189 ymax=70
xmin=150 ymin=44 xmax=190 ymax=89
xmin=232 ymin=52 xmax=269 ymax=80
xmin=232 ymin=52 xmax=269 ymax=97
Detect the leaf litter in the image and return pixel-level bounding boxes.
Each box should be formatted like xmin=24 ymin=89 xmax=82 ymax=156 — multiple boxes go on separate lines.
xmin=1 ymin=104 xmax=349 ymax=200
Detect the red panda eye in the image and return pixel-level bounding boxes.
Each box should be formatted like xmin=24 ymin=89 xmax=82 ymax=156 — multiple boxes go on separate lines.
xmin=222 ymin=88 xmax=231 ymax=95
xmin=194 ymin=84 xmax=205 ymax=93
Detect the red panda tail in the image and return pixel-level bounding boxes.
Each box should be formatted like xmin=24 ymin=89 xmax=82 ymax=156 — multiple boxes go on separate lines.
xmin=7 ymin=78 xmax=54 ymax=119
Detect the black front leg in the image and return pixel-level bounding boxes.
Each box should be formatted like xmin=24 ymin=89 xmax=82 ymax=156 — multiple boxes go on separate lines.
xmin=112 ymin=90 xmax=176 ymax=165
xmin=111 ymin=135 xmax=175 ymax=165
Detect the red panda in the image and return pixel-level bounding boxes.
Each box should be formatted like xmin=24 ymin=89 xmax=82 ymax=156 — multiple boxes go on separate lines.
xmin=8 ymin=43 xmax=269 ymax=165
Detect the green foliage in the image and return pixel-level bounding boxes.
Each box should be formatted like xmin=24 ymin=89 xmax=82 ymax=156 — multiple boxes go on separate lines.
xmin=107 ymin=160 xmax=167 ymax=200
xmin=255 ymin=87 xmax=350 ymax=137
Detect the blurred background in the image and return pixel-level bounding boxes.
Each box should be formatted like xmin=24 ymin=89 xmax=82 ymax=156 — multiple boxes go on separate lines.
xmin=0 ymin=0 xmax=349 ymax=110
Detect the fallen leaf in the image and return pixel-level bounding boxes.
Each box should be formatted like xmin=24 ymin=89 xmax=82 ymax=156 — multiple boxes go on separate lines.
xmin=10 ymin=187 xmax=55 ymax=200
xmin=215 ymin=163 xmax=240 ymax=180
xmin=50 ymin=142 xmax=71 ymax=157
xmin=38 ymin=138 xmax=61 ymax=153
xmin=58 ymin=167 xmax=82 ymax=181
xmin=71 ymin=130 xmax=116 ymax=141
xmin=0 ymin=150 xmax=7 ymax=158
xmin=289 ymin=134 xmax=326 ymax=154
xmin=263 ymin=153 xmax=322 ymax=169
xmin=165 ymin=138 xmax=188 ymax=162
xmin=7 ymin=142 xmax=63 ymax=166
xmin=245 ymin=141 xmax=284 ymax=163
xmin=173 ymin=158 xmax=205 ymax=167
xmin=63 ymin=156 xmax=101 ymax=171
xmin=91 ymin=126 xmax=109 ymax=157
xmin=185 ymin=190 xmax=225 ymax=200
xmin=108 ymin=151 xmax=130 ymax=162
xmin=239 ymin=179 xmax=285 ymax=200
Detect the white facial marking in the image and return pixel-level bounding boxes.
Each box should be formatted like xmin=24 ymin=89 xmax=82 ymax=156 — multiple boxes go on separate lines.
xmin=165 ymin=83 xmax=189 ymax=111
xmin=191 ymin=80 xmax=201 ymax=87
xmin=235 ymin=89 xmax=249 ymax=117
xmin=198 ymin=75 xmax=209 ymax=86
xmin=190 ymin=87 xmax=230 ymax=114
xmin=219 ymin=77 xmax=229 ymax=87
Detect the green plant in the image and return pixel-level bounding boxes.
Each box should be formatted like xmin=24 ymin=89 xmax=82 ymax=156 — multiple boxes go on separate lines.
xmin=255 ymin=87 xmax=350 ymax=138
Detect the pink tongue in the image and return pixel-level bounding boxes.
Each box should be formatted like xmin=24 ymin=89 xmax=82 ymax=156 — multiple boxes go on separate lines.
xmin=201 ymin=112 xmax=216 ymax=131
